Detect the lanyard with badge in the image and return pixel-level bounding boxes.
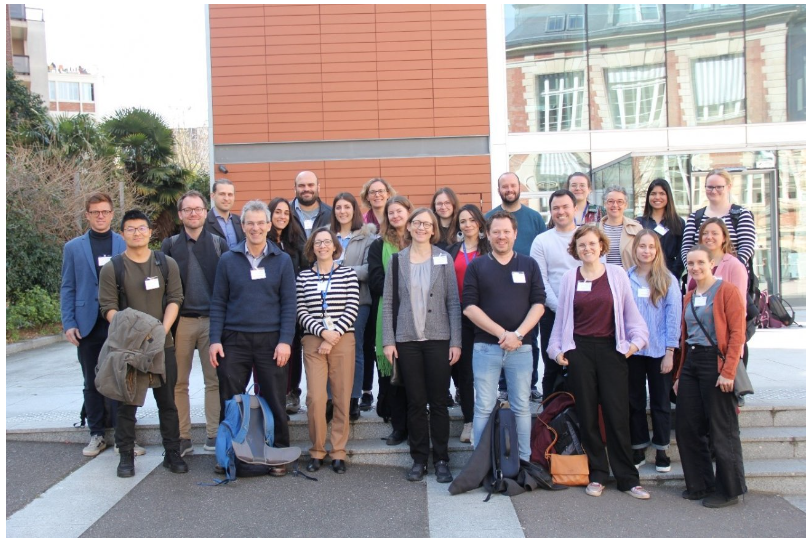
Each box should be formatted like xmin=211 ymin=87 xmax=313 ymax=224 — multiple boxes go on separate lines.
xmin=249 ymin=250 xmax=266 ymax=280
xmin=461 ymin=241 xmax=477 ymax=266
xmin=317 ymin=264 xmax=336 ymax=330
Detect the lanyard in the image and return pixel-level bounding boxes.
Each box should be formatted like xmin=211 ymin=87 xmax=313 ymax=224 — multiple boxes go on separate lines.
xmin=316 ymin=263 xmax=336 ymax=315
xmin=575 ymin=204 xmax=588 ymax=226
xmin=461 ymin=241 xmax=477 ymax=265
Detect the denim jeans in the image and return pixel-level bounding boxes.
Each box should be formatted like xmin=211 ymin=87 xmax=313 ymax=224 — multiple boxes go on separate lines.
xmin=472 ymin=342 xmax=532 ymax=461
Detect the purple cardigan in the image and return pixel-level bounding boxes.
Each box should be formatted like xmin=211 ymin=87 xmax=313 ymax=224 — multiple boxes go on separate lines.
xmin=547 ymin=264 xmax=649 ymax=360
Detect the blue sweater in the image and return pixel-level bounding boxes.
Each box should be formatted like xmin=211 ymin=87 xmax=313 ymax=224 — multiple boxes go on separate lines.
xmin=485 ymin=205 xmax=547 ymax=256
xmin=627 ymin=266 xmax=682 ymax=358
xmin=209 ymin=241 xmax=297 ymax=345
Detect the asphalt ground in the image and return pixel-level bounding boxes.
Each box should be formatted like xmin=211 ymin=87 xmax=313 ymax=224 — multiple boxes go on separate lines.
xmin=6 ymin=442 xmax=806 ymax=538
xmin=6 ymin=442 xmax=91 ymax=518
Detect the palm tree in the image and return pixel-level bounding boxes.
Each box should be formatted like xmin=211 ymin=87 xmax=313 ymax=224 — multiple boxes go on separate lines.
xmin=102 ymin=108 xmax=191 ymax=239
xmin=21 ymin=113 xmax=112 ymax=161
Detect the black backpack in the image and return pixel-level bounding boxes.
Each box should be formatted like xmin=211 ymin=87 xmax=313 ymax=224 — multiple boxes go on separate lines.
xmin=485 ymin=401 xmax=520 ymax=501
xmin=692 ymin=205 xmax=761 ymax=340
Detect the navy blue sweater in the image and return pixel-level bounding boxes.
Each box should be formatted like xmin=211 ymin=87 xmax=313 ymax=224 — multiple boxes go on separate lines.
xmin=209 ymin=241 xmax=297 ymax=345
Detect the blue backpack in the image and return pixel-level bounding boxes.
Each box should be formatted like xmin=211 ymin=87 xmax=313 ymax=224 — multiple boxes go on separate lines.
xmin=215 ymin=394 xmax=303 ymax=483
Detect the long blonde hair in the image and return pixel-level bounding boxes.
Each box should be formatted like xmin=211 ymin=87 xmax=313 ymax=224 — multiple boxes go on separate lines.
xmin=632 ymin=230 xmax=670 ymax=307
xmin=382 ymin=195 xmax=413 ymax=249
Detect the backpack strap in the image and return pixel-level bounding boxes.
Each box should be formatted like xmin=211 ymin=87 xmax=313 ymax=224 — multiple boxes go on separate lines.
xmin=392 ymin=254 xmax=400 ymax=336
xmin=212 ymin=234 xmax=223 ymax=258
xmin=111 ymin=254 xmax=128 ymax=310
xmin=728 ymin=204 xmax=742 ymax=233
xmin=236 ymin=394 xmax=252 ymax=443
xmin=257 ymin=395 xmax=275 ymax=448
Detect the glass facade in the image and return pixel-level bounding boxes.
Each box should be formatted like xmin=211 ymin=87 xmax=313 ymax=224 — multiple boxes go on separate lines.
xmin=504 ymin=4 xmax=806 ymax=307
xmin=505 ymin=4 xmax=806 ymax=130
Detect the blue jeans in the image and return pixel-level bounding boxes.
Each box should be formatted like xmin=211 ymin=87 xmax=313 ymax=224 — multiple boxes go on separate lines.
xmin=472 ymin=342 xmax=533 ymax=461
xmin=351 ymin=304 xmax=371 ymax=399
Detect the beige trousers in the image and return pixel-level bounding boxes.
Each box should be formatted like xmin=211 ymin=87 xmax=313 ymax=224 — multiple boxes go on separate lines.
xmin=174 ymin=316 xmax=220 ymax=439
xmin=302 ymin=333 xmax=356 ymax=460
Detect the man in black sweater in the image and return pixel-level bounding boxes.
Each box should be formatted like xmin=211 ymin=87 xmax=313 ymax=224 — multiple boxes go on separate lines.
xmin=162 ymin=190 xmax=229 ymax=458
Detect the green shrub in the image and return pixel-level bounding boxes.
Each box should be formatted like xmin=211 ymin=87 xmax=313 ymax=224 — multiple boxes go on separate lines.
xmin=6 ymin=205 xmax=63 ymax=302
xmin=6 ymin=286 xmax=62 ymax=330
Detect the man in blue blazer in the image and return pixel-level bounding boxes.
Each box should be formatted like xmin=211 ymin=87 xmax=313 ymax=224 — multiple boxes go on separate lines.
xmin=60 ymin=192 xmax=126 ymax=457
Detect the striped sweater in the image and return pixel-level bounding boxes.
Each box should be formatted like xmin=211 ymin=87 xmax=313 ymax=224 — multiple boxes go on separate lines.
xmin=296 ymin=264 xmax=360 ymax=337
xmin=681 ymin=206 xmax=756 ymax=266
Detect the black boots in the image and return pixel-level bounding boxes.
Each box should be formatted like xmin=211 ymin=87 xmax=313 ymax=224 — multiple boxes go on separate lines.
xmin=117 ymin=449 xmax=135 ymax=478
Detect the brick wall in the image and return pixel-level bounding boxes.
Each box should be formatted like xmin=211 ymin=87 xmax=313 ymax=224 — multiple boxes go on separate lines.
xmin=209 ymin=4 xmax=489 ymax=145
xmin=217 ymin=155 xmax=492 ymax=212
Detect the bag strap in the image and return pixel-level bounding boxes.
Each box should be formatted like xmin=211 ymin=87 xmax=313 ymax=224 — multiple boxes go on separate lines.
xmin=392 ymin=254 xmax=400 ymax=336
xmin=689 ymin=294 xmax=726 ymax=362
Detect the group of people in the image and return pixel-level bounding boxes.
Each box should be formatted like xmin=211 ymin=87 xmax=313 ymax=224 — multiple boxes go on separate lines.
xmin=61 ymin=167 xmax=752 ymax=507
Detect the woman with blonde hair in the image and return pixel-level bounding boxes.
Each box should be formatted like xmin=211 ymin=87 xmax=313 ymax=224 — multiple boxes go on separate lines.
xmin=360 ymin=177 xmax=396 ymax=228
xmin=626 ymin=230 xmax=682 ymax=473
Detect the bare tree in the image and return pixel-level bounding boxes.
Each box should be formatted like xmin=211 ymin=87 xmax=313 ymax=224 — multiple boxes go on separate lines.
xmin=172 ymin=126 xmax=209 ymax=176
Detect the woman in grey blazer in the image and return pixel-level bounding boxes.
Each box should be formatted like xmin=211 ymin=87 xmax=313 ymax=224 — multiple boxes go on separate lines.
xmin=382 ymin=208 xmax=462 ymax=483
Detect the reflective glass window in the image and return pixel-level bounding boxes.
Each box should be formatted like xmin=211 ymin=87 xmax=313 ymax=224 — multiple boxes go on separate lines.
xmin=509 ymin=152 xmax=591 ymax=221
xmin=777 ymin=149 xmax=806 ymax=305
xmin=588 ymin=4 xmax=666 ymax=130
xmin=506 ymin=4 xmax=588 ymax=133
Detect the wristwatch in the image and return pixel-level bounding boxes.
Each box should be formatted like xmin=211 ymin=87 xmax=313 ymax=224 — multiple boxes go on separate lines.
xmin=514 ymin=330 xmax=524 ymax=341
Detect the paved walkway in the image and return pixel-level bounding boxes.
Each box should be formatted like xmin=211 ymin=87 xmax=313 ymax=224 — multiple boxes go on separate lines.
xmin=5 ymin=321 xmax=807 ymax=537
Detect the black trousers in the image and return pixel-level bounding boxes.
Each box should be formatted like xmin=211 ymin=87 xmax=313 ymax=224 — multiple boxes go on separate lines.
xmin=77 ymin=317 xmax=118 ymax=435
xmin=362 ymin=297 xmax=378 ymax=392
xmin=567 ymin=335 xmax=639 ymax=491
xmin=627 ymin=354 xmax=672 ymax=449
xmin=286 ymin=325 xmax=303 ymax=396
xmin=219 ymin=330 xmax=290 ymax=447
xmin=539 ymin=310 xmax=561 ymax=399
xmin=676 ymin=345 xmax=746 ymax=498
xmin=378 ymin=375 xmax=409 ymax=433
xmin=450 ymin=316 xmax=475 ymax=423
xmin=115 ymin=347 xmax=179 ymax=453
xmin=397 ymin=340 xmax=451 ymax=465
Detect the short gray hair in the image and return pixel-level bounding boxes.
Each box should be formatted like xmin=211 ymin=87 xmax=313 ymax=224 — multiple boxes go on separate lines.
xmin=241 ymin=200 xmax=271 ymax=223
xmin=604 ymin=185 xmax=628 ymax=201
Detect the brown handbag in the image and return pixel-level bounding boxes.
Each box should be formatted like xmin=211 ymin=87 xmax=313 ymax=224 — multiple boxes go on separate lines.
xmin=541 ymin=401 xmax=589 ymax=486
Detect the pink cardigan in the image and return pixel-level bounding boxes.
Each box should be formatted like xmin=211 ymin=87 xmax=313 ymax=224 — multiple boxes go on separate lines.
xmin=547 ymin=264 xmax=649 ymax=360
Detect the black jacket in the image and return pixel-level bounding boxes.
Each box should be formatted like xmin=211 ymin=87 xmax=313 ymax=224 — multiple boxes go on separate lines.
xmin=290 ymin=198 xmax=332 ymax=236
xmin=204 ymin=209 xmax=245 ymax=245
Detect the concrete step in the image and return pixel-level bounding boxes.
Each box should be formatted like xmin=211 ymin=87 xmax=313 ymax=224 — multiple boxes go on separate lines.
xmin=638 ymin=426 xmax=806 ymax=464
xmin=663 ymin=405 xmax=806 ymax=429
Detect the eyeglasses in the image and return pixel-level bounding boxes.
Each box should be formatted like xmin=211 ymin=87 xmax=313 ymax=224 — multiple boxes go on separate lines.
xmin=411 ymin=220 xmax=433 ymax=230
xmin=87 ymin=210 xmax=113 ymax=217
xmin=181 ymin=207 xmax=206 ymax=215
xmin=705 ymin=185 xmax=726 ymax=193
xmin=123 ymin=226 xmax=149 ymax=234
xmin=605 ymin=200 xmax=627 ymax=207
xmin=434 ymin=202 xmax=453 ymax=208
xmin=314 ymin=239 xmax=333 ymax=247
xmin=244 ymin=221 xmax=268 ymax=228
xmin=368 ymin=189 xmax=387 ymax=197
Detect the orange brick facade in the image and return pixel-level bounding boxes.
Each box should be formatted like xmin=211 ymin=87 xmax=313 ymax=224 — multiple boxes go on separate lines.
xmin=209 ymin=4 xmax=491 ymax=213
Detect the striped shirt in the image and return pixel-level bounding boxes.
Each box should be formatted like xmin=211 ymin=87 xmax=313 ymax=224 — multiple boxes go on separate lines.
xmin=681 ymin=206 xmax=756 ymax=266
xmin=603 ymin=223 xmax=624 ymax=266
xmin=627 ymin=267 xmax=682 ymax=358
xmin=296 ymin=265 xmax=360 ymax=337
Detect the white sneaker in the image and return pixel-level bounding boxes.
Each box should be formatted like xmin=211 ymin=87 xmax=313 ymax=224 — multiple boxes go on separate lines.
xmin=82 ymin=435 xmax=107 ymax=457
xmin=585 ymin=482 xmax=604 ymax=497
xmin=459 ymin=422 xmax=472 ymax=443
xmin=115 ymin=442 xmax=147 ymax=456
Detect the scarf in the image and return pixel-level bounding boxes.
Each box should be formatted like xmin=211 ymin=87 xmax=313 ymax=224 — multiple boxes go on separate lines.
xmin=375 ymin=240 xmax=399 ymax=377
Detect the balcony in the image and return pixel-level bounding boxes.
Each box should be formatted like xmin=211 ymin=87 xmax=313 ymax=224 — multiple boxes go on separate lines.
xmin=12 ymin=55 xmax=31 ymax=75
xmin=8 ymin=4 xmax=25 ymax=20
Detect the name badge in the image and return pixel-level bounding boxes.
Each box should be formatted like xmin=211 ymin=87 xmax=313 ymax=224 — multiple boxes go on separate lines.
xmin=303 ymin=219 xmax=314 ymax=230
xmin=322 ymin=315 xmax=336 ymax=331
xmin=654 ymin=224 xmax=669 ymax=236
xmin=433 ymin=254 xmax=448 ymax=265
xmin=145 ymin=276 xmax=160 ymax=291
xmin=251 ymin=268 xmax=266 ymax=280
xmin=98 ymin=255 xmax=111 ymax=267
xmin=576 ymin=280 xmax=592 ymax=292
xmin=715 ymin=276 xmax=723 ymax=281
xmin=638 ymin=287 xmax=650 ymax=298
xmin=317 ymin=281 xmax=330 ymax=292
xmin=512 ymin=271 xmax=526 ymax=284
xmin=694 ymin=296 xmax=707 ymax=307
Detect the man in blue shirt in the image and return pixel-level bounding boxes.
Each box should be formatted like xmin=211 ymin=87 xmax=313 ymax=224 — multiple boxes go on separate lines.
xmin=485 ymin=172 xmax=548 ymax=401
xmin=205 ymin=178 xmax=244 ymax=248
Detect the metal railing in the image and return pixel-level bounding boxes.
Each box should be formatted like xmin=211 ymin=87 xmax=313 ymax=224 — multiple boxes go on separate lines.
xmin=12 ymin=55 xmax=30 ymax=75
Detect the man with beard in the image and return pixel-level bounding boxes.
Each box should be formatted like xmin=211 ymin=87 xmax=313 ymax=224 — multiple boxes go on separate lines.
xmin=485 ymin=172 xmax=548 ymax=401
xmin=291 ymin=171 xmax=332 ymax=239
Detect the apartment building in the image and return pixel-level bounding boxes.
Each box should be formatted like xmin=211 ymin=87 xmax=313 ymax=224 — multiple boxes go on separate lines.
xmin=47 ymin=64 xmax=99 ymax=116
xmin=7 ymin=3 xmax=47 ymax=100
xmin=207 ymin=4 xmax=806 ymax=304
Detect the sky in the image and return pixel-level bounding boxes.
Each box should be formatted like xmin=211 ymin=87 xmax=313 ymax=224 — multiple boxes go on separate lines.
xmin=36 ymin=1 xmax=209 ymax=128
